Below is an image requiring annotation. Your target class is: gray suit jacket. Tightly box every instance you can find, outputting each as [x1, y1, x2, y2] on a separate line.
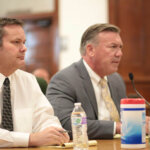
[46, 59, 126, 139]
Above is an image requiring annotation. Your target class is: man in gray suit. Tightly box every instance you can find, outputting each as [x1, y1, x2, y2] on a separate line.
[46, 24, 126, 139]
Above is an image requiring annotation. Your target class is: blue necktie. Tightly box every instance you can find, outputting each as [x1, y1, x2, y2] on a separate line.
[2, 78, 13, 131]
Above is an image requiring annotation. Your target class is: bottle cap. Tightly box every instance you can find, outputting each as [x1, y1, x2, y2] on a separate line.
[74, 102, 81, 106]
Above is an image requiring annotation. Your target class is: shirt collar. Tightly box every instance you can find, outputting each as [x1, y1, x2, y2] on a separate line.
[0, 73, 6, 88]
[83, 60, 107, 84]
[0, 73, 13, 88]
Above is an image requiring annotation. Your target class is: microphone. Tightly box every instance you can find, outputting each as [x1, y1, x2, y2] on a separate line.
[128, 72, 150, 107]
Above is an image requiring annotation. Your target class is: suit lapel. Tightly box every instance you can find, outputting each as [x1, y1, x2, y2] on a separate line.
[76, 59, 98, 118]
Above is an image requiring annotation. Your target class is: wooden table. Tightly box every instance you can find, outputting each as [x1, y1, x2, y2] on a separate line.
[0, 139, 149, 150]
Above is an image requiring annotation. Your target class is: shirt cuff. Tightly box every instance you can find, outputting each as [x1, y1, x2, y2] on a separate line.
[113, 122, 116, 135]
[12, 132, 30, 147]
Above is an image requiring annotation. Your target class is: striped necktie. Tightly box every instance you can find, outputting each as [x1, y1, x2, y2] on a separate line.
[2, 78, 13, 131]
[100, 78, 120, 122]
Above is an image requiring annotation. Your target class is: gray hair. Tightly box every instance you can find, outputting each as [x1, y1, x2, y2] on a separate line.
[0, 18, 23, 46]
[80, 23, 120, 56]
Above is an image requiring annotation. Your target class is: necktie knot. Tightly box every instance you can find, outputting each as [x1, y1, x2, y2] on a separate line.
[3, 78, 10, 86]
[100, 78, 107, 88]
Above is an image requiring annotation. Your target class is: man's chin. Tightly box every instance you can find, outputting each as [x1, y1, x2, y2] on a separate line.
[18, 62, 26, 69]
[109, 68, 118, 75]
[19, 64, 25, 69]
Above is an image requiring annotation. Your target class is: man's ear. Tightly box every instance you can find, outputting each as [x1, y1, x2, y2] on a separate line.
[86, 44, 95, 57]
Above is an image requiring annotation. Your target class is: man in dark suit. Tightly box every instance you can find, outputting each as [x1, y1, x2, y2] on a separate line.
[46, 23, 126, 139]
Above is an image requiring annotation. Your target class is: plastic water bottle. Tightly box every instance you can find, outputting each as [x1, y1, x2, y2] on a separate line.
[71, 103, 89, 150]
[121, 98, 146, 149]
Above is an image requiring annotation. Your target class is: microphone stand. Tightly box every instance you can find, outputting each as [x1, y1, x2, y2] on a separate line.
[129, 73, 150, 107]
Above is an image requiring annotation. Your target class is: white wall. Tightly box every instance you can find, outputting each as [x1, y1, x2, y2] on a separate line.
[0, 0, 54, 16]
[58, 0, 108, 70]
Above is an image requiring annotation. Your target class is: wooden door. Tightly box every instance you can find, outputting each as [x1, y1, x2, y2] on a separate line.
[8, 0, 59, 76]
[109, 0, 150, 102]
[23, 18, 58, 76]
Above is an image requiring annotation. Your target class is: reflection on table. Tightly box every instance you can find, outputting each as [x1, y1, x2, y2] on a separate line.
[0, 139, 149, 150]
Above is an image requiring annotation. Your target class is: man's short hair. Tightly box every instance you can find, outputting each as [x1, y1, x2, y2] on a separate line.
[0, 18, 23, 46]
[80, 23, 120, 56]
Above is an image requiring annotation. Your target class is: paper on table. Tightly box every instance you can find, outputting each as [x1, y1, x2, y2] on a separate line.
[114, 134, 121, 138]
[47, 140, 97, 149]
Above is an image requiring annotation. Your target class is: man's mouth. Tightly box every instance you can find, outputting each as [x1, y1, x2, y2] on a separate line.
[18, 56, 25, 60]
[112, 60, 119, 63]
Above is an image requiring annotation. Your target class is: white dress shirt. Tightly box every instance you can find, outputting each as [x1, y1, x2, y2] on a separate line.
[83, 60, 116, 134]
[0, 69, 61, 147]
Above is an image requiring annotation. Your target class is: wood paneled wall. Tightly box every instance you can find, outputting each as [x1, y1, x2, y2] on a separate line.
[109, 0, 150, 102]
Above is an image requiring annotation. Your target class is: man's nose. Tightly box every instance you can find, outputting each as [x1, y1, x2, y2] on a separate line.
[116, 49, 123, 57]
[20, 44, 27, 52]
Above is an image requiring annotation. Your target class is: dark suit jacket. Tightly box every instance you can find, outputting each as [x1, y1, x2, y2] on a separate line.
[46, 59, 126, 139]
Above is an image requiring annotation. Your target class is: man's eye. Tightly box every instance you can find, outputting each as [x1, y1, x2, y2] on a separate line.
[111, 45, 117, 48]
[12, 40, 20, 44]
[15, 41, 20, 44]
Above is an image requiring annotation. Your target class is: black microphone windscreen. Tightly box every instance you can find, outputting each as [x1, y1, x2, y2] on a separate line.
[129, 73, 134, 81]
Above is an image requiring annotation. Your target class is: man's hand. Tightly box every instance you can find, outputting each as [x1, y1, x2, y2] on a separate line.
[116, 122, 121, 134]
[146, 116, 150, 134]
[29, 126, 70, 147]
